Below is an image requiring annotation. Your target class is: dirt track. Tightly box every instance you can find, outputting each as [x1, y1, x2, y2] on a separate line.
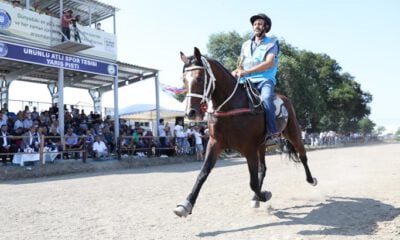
[0, 143, 399, 240]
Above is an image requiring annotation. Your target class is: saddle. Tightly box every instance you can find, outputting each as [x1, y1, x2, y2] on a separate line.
[243, 81, 289, 132]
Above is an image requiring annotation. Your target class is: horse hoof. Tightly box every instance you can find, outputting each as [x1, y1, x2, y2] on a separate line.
[261, 191, 272, 202]
[173, 206, 189, 217]
[250, 200, 260, 208]
[310, 177, 318, 186]
[173, 200, 192, 218]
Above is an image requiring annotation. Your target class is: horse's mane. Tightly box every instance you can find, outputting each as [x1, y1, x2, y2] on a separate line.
[185, 55, 236, 82]
[207, 58, 237, 83]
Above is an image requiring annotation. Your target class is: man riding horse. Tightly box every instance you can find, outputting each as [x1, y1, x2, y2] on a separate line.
[232, 13, 280, 146]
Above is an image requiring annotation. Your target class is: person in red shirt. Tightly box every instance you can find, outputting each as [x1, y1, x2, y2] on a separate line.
[61, 10, 73, 42]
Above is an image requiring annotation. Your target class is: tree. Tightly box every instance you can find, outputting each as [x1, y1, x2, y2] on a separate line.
[357, 117, 376, 134]
[374, 126, 386, 135]
[207, 31, 251, 71]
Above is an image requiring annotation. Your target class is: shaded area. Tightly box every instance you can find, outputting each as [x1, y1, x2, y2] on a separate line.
[197, 197, 400, 237]
[2, 157, 245, 185]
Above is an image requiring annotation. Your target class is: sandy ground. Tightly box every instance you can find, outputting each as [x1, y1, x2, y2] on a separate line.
[0, 143, 399, 240]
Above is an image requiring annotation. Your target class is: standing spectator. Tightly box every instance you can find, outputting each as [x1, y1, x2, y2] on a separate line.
[72, 15, 82, 43]
[61, 10, 73, 42]
[11, 0, 21, 8]
[174, 120, 185, 154]
[193, 126, 204, 161]
[92, 135, 108, 160]
[30, 0, 40, 13]
[31, 106, 39, 120]
[158, 118, 166, 147]
[0, 125, 16, 165]
[95, 22, 103, 31]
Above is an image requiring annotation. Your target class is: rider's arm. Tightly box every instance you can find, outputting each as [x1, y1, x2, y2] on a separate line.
[237, 43, 278, 77]
[241, 53, 275, 75]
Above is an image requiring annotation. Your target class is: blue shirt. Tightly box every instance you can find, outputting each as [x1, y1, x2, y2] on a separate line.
[240, 36, 280, 85]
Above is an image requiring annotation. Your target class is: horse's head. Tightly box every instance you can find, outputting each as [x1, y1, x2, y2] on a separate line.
[180, 47, 210, 120]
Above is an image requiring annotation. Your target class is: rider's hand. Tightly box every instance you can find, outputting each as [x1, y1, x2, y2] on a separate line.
[236, 69, 248, 77]
[231, 69, 238, 77]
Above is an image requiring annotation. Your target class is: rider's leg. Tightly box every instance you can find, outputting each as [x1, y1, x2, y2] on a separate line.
[257, 80, 278, 137]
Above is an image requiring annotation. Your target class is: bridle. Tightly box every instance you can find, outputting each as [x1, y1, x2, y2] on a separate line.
[184, 56, 240, 113]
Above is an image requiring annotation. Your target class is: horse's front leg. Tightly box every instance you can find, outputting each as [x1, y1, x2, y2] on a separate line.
[245, 148, 272, 205]
[174, 138, 221, 217]
[251, 144, 268, 208]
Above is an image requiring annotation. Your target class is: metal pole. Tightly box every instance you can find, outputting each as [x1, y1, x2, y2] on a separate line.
[113, 12, 116, 35]
[113, 76, 119, 146]
[58, 69, 64, 140]
[26, 0, 30, 9]
[60, 0, 63, 18]
[155, 73, 160, 136]
[89, 6, 92, 26]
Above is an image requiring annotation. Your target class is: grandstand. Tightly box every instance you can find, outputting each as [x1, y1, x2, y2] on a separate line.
[0, 0, 160, 143]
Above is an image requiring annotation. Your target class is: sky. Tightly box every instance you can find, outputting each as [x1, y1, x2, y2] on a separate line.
[9, 0, 400, 132]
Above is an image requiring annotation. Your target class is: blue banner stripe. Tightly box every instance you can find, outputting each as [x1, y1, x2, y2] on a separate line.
[0, 41, 118, 77]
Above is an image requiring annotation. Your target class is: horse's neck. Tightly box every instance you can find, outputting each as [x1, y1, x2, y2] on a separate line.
[210, 63, 248, 111]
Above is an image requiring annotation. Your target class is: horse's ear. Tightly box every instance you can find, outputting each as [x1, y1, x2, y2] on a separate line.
[180, 52, 189, 64]
[194, 47, 202, 61]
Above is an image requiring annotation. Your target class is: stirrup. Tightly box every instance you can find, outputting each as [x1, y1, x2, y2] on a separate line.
[264, 134, 280, 146]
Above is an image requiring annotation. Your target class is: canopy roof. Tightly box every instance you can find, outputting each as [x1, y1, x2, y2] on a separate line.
[117, 79, 186, 120]
[0, 59, 158, 92]
[35, 0, 118, 25]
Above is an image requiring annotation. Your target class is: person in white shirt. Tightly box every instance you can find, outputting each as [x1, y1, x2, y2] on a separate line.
[92, 135, 108, 160]
[191, 126, 204, 161]
[174, 121, 185, 154]
[158, 118, 166, 147]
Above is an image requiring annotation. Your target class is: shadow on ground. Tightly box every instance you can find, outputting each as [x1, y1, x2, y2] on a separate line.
[197, 196, 400, 237]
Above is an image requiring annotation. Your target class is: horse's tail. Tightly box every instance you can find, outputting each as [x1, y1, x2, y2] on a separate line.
[280, 139, 301, 163]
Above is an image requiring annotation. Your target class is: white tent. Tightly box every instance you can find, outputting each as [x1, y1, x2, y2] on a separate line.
[117, 79, 186, 120]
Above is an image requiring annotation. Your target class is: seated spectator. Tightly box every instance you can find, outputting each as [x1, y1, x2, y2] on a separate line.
[46, 127, 61, 151]
[103, 127, 114, 152]
[0, 125, 17, 166]
[21, 126, 38, 151]
[23, 112, 33, 130]
[84, 129, 95, 157]
[93, 135, 108, 160]
[120, 132, 134, 156]
[13, 112, 24, 130]
[64, 127, 82, 159]
[0, 111, 6, 127]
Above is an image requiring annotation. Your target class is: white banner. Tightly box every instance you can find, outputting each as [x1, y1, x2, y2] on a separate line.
[0, 2, 117, 60]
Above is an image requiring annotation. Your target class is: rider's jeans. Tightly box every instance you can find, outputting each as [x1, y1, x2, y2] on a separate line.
[254, 79, 278, 136]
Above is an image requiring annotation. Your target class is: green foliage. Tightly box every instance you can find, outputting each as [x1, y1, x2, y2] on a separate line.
[206, 32, 373, 133]
[396, 127, 400, 136]
[374, 126, 386, 135]
[207, 31, 251, 71]
[357, 117, 376, 134]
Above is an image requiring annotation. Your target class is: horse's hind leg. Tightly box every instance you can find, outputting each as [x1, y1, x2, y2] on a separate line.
[246, 148, 271, 204]
[251, 145, 268, 208]
[173, 138, 222, 217]
[284, 129, 317, 186]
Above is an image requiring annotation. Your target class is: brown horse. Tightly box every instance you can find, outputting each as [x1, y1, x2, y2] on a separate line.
[173, 47, 317, 217]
